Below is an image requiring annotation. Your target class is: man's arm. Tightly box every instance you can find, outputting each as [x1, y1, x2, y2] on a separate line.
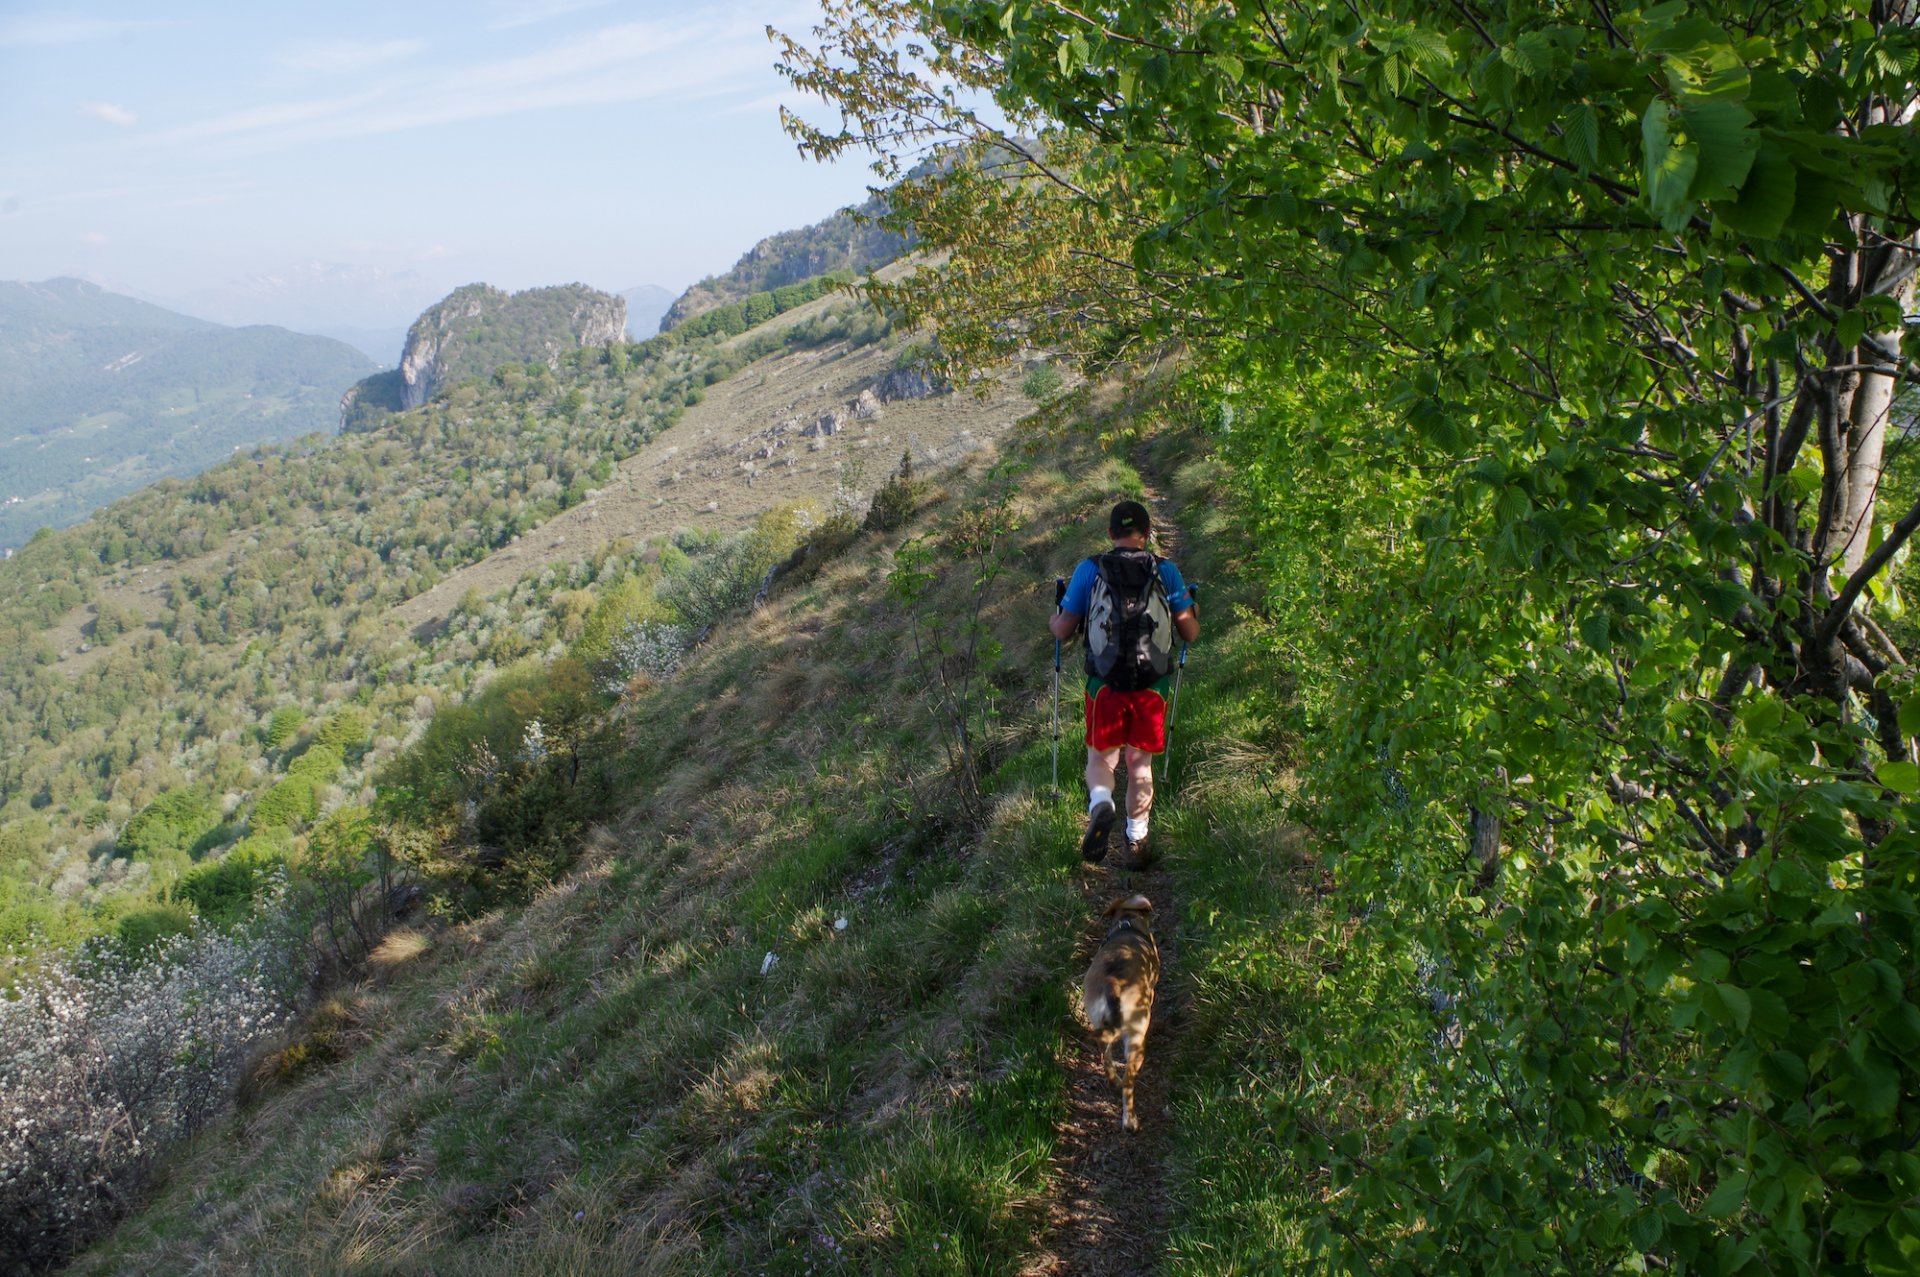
[1164, 561, 1200, 643]
[1052, 560, 1095, 641]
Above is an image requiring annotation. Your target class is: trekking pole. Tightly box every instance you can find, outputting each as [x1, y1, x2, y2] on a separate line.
[1050, 577, 1065, 799]
[1160, 584, 1197, 786]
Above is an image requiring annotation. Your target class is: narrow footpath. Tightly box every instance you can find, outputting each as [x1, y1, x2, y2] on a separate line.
[1027, 479, 1193, 1276]
[1026, 850, 1184, 1277]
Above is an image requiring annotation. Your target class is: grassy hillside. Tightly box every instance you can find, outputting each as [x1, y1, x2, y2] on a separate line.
[0, 282, 1027, 963]
[56, 396, 1328, 1275]
[0, 280, 377, 547]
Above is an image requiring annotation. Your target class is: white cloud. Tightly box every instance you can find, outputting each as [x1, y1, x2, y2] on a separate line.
[278, 39, 426, 77]
[0, 15, 162, 47]
[79, 101, 137, 127]
[82, 231, 108, 246]
[158, 15, 799, 154]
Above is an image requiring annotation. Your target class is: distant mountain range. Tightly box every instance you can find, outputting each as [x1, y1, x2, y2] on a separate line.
[621, 285, 674, 339]
[0, 279, 377, 549]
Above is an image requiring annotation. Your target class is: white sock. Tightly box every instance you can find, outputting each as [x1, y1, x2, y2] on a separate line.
[1126, 817, 1149, 841]
[1089, 786, 1113, 812]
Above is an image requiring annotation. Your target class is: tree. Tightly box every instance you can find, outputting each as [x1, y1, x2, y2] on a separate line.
[780, 2, 1920, 1271]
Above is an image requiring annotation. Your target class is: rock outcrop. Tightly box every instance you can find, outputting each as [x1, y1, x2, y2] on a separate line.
[874, 364, 947, 402]
[396, 283, 626, 410]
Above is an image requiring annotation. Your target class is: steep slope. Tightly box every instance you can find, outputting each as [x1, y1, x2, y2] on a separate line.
[58, 402, 1302, 1277]
[340, 283, 627, 428]
[661, 193, 909, 333]
[0, 282, 1024, 958]
[0, 280, 377, 548]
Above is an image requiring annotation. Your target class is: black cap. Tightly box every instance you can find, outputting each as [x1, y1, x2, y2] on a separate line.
[1109, 500, 1151, 537]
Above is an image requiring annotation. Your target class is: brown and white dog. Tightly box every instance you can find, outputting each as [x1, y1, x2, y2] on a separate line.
[1082, 893, 1160, 1131]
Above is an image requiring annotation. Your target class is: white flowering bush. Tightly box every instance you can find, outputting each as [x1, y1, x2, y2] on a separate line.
[599, 620, 692, 694]
[0, 922, 300, 1270]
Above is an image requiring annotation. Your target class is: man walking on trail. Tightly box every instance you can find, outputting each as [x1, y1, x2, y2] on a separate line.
[1052, 499, 1199, 868]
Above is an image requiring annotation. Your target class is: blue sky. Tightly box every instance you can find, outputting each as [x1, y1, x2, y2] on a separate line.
[0, 1, 882, 333]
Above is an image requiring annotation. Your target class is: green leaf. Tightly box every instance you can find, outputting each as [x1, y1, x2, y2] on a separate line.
[1566, 102, 1599, 170]
[1716, 145, 1796, 239]
[1875, 760, 1920, 793]
[1711, 982, 1752, 1031]
[1642, 100, 1698, 223]
[1760, 1050, 1808, 1099]
[1681, 99, 1757, 199]
[1704, 1173, 1748, 1219]
[1579, 612, 1610, 652]
[1898, 698, 1920, 736]
[1836, 309, 1867, 350]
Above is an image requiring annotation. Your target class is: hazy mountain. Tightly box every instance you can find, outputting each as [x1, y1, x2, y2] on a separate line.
[0, 279, 377, 548]
[620, 284, 675, 338]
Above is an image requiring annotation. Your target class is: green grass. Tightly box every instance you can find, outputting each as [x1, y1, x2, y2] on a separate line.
[64, 407, 1355, 1276]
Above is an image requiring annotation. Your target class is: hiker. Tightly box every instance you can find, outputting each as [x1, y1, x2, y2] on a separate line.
[1051, 499, 1198, 868]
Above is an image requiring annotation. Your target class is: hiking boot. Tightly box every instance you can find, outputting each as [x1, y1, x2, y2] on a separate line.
[1123, 833, 1153, 871]
[1080, 800, 1115, 863]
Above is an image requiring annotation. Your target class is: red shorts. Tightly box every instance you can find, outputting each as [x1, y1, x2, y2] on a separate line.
[1085, 684, 1167, 754]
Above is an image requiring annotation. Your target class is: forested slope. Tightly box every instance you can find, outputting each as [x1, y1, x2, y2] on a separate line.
[0, 273, 1015, 962]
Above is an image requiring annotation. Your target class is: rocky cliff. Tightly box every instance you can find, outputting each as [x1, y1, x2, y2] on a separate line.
[396, 283, 626, 409]
[660, 195, 909, 333]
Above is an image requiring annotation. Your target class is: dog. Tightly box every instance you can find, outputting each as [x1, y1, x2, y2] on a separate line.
[1082, 893, 1160, 1131]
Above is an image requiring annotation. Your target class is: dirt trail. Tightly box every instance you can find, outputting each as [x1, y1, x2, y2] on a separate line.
[1027, 485, 1192, 1277]
[1026, 854, 1183, 1277]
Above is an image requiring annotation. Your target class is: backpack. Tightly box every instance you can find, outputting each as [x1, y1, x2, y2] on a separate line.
[1084, 549, 1174, 690]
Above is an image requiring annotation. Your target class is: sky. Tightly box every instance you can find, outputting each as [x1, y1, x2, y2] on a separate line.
[0, 0, 883, 338]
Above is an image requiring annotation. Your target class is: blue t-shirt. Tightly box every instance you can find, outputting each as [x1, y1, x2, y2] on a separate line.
[1060, 553, 1193, 618]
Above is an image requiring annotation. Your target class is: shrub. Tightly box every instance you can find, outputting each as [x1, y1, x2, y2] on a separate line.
[262, 706, 306, 750]
[0, 926, 298, 1270]
[660, 506, 806, 631]
[864, 449, 925, 533]
[286, 743, 344, 784]
[119, 789, 218, 862]
[253, 776, 317, 830]
[1020, 362, 1064, 401]
[176, 849, 283, 928]
[113, 903, 196, 955]
[600, 620, 694, 693]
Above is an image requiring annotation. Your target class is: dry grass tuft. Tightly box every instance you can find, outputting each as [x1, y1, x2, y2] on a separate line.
[368, 927, 430, 976]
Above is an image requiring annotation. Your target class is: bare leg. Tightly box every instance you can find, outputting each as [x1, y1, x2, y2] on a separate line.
[1123, 746, 1154, 829]
[1086, 745, 1120, 798]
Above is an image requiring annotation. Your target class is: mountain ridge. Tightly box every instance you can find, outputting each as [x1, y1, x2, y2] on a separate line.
[0, 280, 377, 548]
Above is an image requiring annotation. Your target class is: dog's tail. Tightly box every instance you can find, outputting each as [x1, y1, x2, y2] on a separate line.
[1087, 990, 1122, 1032]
